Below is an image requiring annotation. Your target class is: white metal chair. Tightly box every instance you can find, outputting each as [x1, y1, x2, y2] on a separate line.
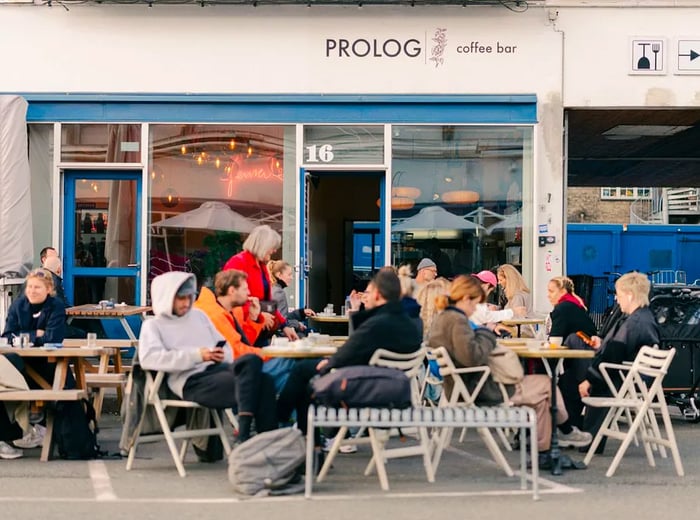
[125, 370, 232, 477]
[430, 346, 514, 477]
[317, 347, 431, 490]
[582, 346, 684, 477]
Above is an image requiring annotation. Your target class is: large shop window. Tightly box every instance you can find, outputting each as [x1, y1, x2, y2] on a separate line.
[148, 124, 296, 288]
[391, 125, 532, 278]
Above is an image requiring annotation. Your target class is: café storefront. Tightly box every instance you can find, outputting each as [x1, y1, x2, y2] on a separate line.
[1, 5, 562, 311]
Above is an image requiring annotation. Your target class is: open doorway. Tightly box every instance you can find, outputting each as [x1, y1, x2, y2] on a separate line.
[304, 172, 383, 312]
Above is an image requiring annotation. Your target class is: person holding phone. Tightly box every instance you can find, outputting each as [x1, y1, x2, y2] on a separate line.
[139, 272, 277, 450]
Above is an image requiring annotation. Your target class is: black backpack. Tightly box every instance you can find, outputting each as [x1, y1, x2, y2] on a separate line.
[54, 399, 101, 460]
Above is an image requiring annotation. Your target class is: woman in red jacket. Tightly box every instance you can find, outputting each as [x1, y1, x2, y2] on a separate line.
[223, 225, 298, 346]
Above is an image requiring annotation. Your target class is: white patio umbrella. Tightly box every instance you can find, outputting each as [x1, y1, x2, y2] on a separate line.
[392, 206, 484, 232]
[486, 210, 522, 235]
[152, 201, 256, 270]
[152, 201, 256, 233]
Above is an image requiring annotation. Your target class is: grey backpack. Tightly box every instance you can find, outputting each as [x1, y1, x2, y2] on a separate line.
[228, 428, 306, 496]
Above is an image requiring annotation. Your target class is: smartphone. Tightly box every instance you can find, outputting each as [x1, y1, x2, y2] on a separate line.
[576, 331, 594, 346]
[215, 340, 226, 348]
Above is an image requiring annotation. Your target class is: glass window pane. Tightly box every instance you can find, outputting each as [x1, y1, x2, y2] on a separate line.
[148, 124, 296, 291]
[303, 125, 384, 165]
[73, 179, 137, 269]
[61, 124, 141, 163]
[73, 276, 136, 306]
[391, 125, 532, 278]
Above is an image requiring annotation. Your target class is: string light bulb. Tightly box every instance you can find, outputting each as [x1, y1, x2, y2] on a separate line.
[229, 138, 236, 150]
[247, 144, 253, 157]
[180, 145, 187, 155]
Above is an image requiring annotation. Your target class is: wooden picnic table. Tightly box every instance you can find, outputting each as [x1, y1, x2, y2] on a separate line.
[0, 345, 108, 460]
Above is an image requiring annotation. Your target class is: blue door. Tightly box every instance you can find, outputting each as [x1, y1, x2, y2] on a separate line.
[63, 170, 142, 306]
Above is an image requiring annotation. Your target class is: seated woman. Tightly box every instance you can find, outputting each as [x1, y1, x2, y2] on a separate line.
[497, 264, 534, 336]
[427, 275, 591, 461]
[578, 272, 660, 447]
[0, 268, 69, 459]
[547, 276, 599, 428]
[268, 260, 316, 335]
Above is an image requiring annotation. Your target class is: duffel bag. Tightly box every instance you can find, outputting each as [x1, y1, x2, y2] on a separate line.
[312, 365, 412, 409]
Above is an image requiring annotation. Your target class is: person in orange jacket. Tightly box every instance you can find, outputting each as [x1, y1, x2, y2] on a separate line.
[195, 269, 295, 392]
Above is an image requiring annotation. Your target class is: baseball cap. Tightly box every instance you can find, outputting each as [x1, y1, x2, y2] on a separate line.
[473, 270, 498, 287]
[416, 258, 437, 272]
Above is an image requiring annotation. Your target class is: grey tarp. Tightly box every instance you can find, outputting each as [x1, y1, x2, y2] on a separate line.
[0, 96, 33, 276]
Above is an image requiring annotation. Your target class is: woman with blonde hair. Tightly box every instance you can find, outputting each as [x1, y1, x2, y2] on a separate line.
[268, 259, 315, 334]
[1, 268, 68, 458]
[497, 264, 533, 316]
[223, 225, 298, 344]
[415, 277, 449, 342]
[578, 272, 660, 449]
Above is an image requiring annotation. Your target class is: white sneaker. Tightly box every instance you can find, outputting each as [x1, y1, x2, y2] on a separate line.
[13, 424, 46, 449]
[339, 444, 358, 454]
[558, 426, 593, 448]
[0, 441, 23, 459]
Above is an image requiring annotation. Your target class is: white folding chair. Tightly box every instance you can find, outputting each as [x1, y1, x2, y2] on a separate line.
[125, 370, 232, 477]
[430, 346, 514, 477]
[317, 347, 431, 491]
[582, 346, 684, 477]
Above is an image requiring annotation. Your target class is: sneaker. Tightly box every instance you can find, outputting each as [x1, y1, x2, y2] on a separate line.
[321, 436, 358, 454]
[0, 441, 23, 460]
[13, 424, 46, 450]
[558, 426, 593, 448]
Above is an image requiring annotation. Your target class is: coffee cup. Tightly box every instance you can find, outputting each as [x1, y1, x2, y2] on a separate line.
[548, 336, 563, 348]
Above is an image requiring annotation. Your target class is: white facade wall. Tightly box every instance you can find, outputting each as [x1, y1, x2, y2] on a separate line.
[2, 4, 567, 309]
[558, 6, 700, 107]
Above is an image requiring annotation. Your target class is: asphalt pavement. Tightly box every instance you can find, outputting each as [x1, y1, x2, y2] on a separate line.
[1, 404, 698, 520]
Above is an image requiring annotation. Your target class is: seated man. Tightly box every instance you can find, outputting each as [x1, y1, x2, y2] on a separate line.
[277, 268, 422, 434]
[139, 271, 276, 444]
[194, 269, 295, 392]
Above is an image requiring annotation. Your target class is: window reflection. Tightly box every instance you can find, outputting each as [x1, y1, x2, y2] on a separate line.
[391, 125, 531, 277]
[148, 124, 295, 289]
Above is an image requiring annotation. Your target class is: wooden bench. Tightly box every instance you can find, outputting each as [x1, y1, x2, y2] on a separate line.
[0, 389, 88, 461]
[305, 405, 540, 500]
[64, 338, 136, 417]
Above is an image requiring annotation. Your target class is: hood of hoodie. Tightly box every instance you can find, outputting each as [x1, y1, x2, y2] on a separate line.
[150, 271, 197, 319]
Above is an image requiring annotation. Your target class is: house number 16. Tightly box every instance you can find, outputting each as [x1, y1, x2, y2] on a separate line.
[306, 144, 335, 163]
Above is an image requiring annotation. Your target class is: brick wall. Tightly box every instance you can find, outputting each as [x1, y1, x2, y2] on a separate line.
[567, 187, 632, 224]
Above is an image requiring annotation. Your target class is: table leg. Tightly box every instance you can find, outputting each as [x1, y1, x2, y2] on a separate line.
[119, 317, 137, 341]
[74, 358, 86, 390]
[547, 358, 563, 476]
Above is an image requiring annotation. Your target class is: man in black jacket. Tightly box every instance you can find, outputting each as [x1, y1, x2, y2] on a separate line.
[318, 269, 421, 374]
[277, 269, 422, 432]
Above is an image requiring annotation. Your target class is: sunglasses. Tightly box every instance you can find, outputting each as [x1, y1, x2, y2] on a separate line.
[29, 269, 50, 278]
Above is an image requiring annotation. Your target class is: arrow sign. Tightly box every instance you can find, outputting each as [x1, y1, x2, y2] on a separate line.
[679, 49, 699, 61]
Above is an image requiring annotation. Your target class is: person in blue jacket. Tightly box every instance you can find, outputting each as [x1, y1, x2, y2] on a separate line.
[0, 268, 68, 458]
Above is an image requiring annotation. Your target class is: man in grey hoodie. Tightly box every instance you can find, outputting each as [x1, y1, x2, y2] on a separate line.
[139, 271, 276, 443]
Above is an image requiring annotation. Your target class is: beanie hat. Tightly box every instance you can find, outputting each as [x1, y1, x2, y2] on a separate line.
[416, 258, 437, 272]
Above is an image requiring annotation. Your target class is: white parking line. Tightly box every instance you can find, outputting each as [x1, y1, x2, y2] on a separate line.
[88, 460, 117, 501]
